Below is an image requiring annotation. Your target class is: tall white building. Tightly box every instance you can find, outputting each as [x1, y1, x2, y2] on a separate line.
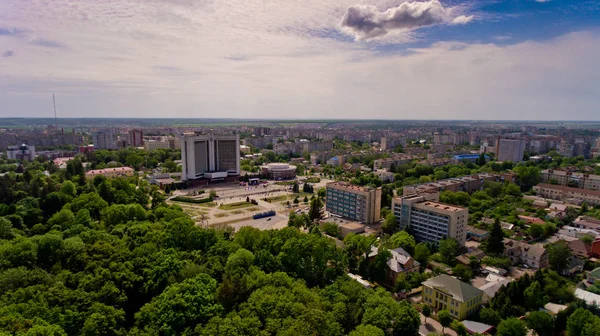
[7, 144, 35, 161]
[92, 130, 117, 150]
[495, 138, 526, 162]
[181, 134, 240, 181]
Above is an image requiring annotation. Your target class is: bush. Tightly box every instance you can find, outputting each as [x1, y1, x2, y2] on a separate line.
[483, 256, 512, 269]
[322, 222, 340, 237]
[171, 196, 213, 204]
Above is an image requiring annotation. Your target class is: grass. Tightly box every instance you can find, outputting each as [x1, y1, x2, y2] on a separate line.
[266, 195, 288, 202]
[219, 201, 254, 211]
[171, 196, 213, 204]
[247, 207, 260, 212]
[231, 210, 245, 215]
[214, 213, 229, 218]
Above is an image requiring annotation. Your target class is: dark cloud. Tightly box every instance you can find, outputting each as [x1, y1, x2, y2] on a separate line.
[2, 49, 15, 57]
[340, 0, 455, 40]
[0, 27, 26, 36]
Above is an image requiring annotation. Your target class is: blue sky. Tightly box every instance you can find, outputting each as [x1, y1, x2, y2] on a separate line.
[1, 0, 599, 120]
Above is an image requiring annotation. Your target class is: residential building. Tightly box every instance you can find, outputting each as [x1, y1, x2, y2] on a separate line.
[92, 130, 117, 149]
[302, 140, 333, 153]
[392, 194, 468, 245]
[369, 247, 420, 287]
[495, 138, 526, 162]
[588, 267, 600, 284]
[6, 144, 35, 161]
[466, 226, 489, 241]
[85, 167, 134, 179]
[145, 140, 171, 151]
[128, 129, 144, 147]
[422, 274, 484, 320]
[403, 172, 516, 196]
[568, 239, 591, 258]
[533, 184, 600, 206]
[503, 238, 549, 269]
[325, 182, 381, 224]
[540, 169, 600, 191]
[572, 216, 600, 231]
[574, 288, 600, 306]
[180, 134, 240, 182]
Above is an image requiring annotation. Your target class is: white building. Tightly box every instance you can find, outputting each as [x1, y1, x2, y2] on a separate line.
[7, 144, 36, 161]
[495, 138, 526, 162]
[181, 134, 240, 181]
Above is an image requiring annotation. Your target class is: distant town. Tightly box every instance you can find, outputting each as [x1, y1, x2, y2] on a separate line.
[2, 118, 600, 336]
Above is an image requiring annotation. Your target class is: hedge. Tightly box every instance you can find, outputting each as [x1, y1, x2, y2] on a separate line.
[171, 196, 213, 204]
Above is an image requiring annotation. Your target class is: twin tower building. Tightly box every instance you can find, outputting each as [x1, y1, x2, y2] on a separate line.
[180, 134, 240, 183]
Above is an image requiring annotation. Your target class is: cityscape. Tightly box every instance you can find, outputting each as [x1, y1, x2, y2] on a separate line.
[2, 0, 600, 335]
[1, 119, 600, 335]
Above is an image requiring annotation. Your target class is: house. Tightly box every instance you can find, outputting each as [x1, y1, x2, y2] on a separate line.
[370, 247, 419, 287]
[422, 274, 484, 320]
[543, 303, 568, 316]
[462, 321, 494, 335]
[567, 239, 592, 258]
[562, 257, 585, 276]
[456, 249, 486, 266]
[587, 267, 600, 284]
[467, 226, 489, 242]
[518, 215, 546, 225]
[85, 167, 134, 179]
[593, 238, 600, 257]
[503, 239, 549, 269]
[479, 277, 512, 301]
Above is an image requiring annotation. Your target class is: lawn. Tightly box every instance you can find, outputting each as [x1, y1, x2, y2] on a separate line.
[219, 201, 254, 211]
[266, 195, 288, 202]
[214, 213, 229, 218]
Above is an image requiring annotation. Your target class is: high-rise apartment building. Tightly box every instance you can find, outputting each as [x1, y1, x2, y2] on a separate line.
[92, 130, 117, 150]
[325, 182, 381, 224]
[392, 194, 468, 245]
[128, 129, 144, 147]
[181, 134, 240, 181]
[6, 144, 35, 161]
[541, 169, 600, 191]
[495, 138, 526, 162]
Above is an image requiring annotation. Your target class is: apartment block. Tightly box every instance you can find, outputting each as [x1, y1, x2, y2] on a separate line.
[541, 169, 600, 191]
[392, 194, 468, 246]
[128, 129, 144, 147]
[92, 130, 117, 150]
[422, 274, 484, 320]
[6, 144, 35, 161]
[325, 182, 381, 224]
[403, 172, 516, 196]
[495, 138, 526, 162]
[533, 183, 600, 206]
[181, 134, 240, 181]
[85, 167, 134, 180]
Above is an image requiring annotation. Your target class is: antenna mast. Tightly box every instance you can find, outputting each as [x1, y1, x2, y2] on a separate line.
[53, 94, 57, 129]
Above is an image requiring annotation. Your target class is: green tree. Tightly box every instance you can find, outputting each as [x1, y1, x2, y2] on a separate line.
[349, 325, 385, 336]
[309, 197, 324, 221]
[414, 243, 431, 267]
[0, 217, 14, 240]
[134, 274, 223, 335]
[438, 310, 452, 334]
[548, 240, 572, 273]
[479, 307, 501, 326]
[60, 180, 77, 198]
[421, 304, 431, 324]
[209, 189, 217, 198]
[497, 318, 527, 336]
[439, 238, 459, 264]
[293, 196, 299, 204]
[581, 316, 600, 336]
[528, 224, 544, 239]
[486, 218, 506, 255]
[524, 281, 544, 309]
[292, 182, 299, 193]
[387, 231, 416, 255]
[323, 222, 340, 237]
[452, 264, 473, 282]
[525, 311, 554, 336]
[567, 308, 595, 336]
[381, 213, 398, 234]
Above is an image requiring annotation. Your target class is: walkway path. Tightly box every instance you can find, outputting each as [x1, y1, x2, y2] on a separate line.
[419, 314, 457, 336]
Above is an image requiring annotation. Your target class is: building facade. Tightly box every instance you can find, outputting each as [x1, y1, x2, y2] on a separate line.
[92, 130, 117, 150]
[422, 274, 484, 320]
[533, 183, 600, 206]
[325, 182, 381, 224]
[128, 129, 144, 147]
[392, 194, 468, 245]
[495, 138, 526, 162]
[145, 140, 171, 151]
[6, 144, 35, 161]
[260, 163, 297, 180]
[85, 167, 134, 179]
[540, 169, 600, 191]
[503, 239, 549, 269]
[181, 134, 240, 181]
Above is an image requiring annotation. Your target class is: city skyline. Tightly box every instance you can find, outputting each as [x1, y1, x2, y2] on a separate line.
[1, 0, 600, 120]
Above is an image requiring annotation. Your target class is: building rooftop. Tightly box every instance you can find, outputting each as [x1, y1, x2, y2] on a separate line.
[85, 167, 134, 175]
[575, 288, 600, 306]
[414, 201, 466, 213]
[326, 181, 378, 193]
[536, 183, 600, 197]
[422, 274, 483, 302]
[462, 320, 494, 335]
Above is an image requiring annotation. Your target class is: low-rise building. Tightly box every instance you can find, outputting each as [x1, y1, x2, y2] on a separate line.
[260, 163, 297, 180]
[541, 169, 600, 191]
[533, 184, 600, 206]
[422, 274, 484, 320]
[467, 226, 489, 241]
[370, 246, 420, 287]
[85, 167, 134, 180]
[503, 238, 549, 269]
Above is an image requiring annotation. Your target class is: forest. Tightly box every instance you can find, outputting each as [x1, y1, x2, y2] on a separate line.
[0, 164, 420, 335]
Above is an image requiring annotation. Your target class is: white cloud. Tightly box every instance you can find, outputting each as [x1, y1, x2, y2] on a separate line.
[451, 15, 474, 25]
[536, 0, 551, 3]
[0, 1, 598, 120]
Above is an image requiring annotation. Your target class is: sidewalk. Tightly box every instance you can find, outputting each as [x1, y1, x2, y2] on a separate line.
[419, 314, 457, 336]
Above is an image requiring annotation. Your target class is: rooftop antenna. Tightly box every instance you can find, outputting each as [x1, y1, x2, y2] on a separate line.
[53, 94, 57, 129]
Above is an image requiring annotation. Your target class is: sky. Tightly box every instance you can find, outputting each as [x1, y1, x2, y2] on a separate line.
[1, 0, 600, 120]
